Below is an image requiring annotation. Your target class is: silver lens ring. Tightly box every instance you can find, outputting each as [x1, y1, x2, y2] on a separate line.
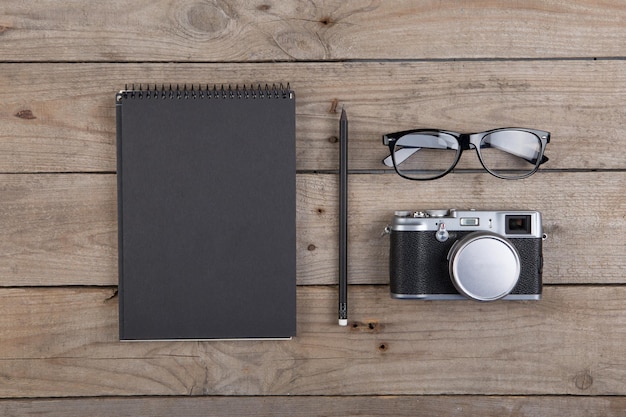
[448, 232, 520, 301]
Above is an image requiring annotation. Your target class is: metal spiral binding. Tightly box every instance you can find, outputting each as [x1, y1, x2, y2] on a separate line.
[116, 83, 293, 101]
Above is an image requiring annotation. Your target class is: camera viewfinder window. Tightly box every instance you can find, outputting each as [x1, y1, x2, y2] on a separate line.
[505, 215, 532, 234]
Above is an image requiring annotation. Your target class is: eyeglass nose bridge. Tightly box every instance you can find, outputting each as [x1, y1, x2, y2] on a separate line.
[448, 133, 497, 174]
[463, 133, 498, 150]
[458, 134, 474, 150]
[444, 134, 474, 170]
[454, 134, 477, 160]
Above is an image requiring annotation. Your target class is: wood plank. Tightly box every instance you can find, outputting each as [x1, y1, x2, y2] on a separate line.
[0, 174, 117, 286]
[0, 286, 625, 397]
[1, 395, 625, 417]
[299, 171, 626, 286]
[0, 172, 623, 287]
[0, 61, 624, 172]
[0, 1, 625, 61]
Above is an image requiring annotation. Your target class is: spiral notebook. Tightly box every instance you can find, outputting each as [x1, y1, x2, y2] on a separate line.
[116, 84, 296, 340]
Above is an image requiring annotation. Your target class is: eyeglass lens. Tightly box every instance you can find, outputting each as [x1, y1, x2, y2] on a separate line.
[393, 132, 459, 180]
[477, 131, 542, 178]
[393, 130, 542, 180]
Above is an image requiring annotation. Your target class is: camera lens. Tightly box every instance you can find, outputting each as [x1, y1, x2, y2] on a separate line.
[448, 232, 520, 301]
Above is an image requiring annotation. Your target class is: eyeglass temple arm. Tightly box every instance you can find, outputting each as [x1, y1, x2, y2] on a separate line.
[382, 147, 416, 167]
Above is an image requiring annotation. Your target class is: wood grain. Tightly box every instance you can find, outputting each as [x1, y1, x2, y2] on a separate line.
[1, 396, 625, 417]
[1, 1, 625, 61]
[0, 174, 117, 285]
[1, 0, 625, 412]
[0, 61, 624, 172]
[0, 286, 624, 397]
[0, 172, 623, 287]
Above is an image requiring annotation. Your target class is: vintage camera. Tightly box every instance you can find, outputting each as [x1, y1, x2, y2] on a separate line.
[387, 209, 544, 301]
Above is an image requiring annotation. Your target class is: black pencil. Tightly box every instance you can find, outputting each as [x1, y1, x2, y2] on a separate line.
[338, 107, 348, 326]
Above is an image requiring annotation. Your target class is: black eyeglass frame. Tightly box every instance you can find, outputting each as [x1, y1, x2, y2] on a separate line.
[382, 127, 550, 181]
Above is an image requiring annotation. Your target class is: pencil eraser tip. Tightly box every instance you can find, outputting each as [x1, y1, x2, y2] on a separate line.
[338, 319, 348, 326]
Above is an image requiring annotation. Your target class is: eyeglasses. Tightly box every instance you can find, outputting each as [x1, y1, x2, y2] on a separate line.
[382, 128, 550, 180]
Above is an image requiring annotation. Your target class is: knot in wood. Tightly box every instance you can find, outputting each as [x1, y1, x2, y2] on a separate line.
[574, 371, 593, 390]
[319, 17, 334, 26]
[349, 320, 382, 333]
[176, 1, 233, 40]
[15, 109, 36, 120]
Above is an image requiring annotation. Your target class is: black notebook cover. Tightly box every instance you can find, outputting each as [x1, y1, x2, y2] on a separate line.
[116, 85, 296, 340]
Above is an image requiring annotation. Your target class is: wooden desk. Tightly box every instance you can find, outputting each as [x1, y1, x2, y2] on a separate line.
[0, 1, 625, 415]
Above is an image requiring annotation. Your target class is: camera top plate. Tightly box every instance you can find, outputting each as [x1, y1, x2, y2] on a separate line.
[390, 209, 543, 239]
